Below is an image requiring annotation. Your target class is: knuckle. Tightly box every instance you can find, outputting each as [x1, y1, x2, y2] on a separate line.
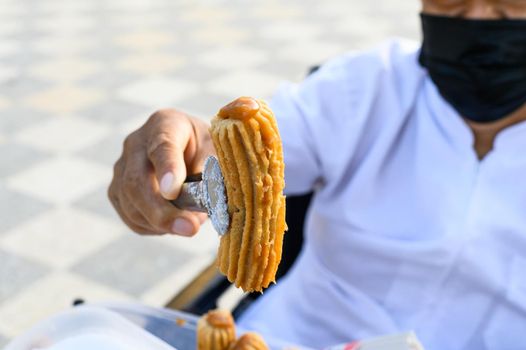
[112, 157, 123, 176]
[112, 161, 118, 175]
[149, 108, 181, 120]
[121, 166, 144, 196]
[122, 172, 142, 194]
[148, 110, 164, 122]
[147, 109, 171, 125]
[107, 183, 124, 212]
[122, 129, 143, 151]
[123, 133, 134, 151]
[107, 183, 116, 203]
[147, 132, 178, 161]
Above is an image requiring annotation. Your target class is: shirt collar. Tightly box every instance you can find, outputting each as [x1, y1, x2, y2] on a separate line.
[424, 76, 526, 158]
[493, 117, 526, 153]
[423, 76, 474, 152]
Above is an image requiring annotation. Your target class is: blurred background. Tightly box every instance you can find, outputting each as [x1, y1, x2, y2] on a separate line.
[0, 0, 419, 345]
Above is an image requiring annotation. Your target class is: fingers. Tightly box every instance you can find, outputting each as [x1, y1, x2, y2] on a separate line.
[109, 173, 158, 235]
[123, 163, 202, 236]
[118, 196, 158, 235]
[146, 111, 194, 200]
[109, 109, 212, 237]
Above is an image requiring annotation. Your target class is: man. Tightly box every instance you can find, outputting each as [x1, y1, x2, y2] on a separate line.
[108, 1, 526, 349]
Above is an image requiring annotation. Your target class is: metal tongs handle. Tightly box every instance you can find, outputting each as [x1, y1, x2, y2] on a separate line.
[170, 174, 207, 213]
[169, 156, 229, 235]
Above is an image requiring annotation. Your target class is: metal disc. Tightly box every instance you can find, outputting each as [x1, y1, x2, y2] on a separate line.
[202, 156, 229, 235]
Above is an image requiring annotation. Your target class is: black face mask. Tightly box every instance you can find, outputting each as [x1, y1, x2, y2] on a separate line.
[419, 13, 526, 123]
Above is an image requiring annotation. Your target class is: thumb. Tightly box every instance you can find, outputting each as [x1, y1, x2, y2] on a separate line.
[147, 133, 188, 200]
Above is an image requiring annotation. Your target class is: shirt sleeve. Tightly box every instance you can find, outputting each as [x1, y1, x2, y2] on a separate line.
[269, 58, 354, 196]
[270, 39, 419, 197]
[270, 81, 320, 195]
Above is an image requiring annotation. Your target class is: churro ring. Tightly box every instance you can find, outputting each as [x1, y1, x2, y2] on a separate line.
[228, 332, 269, 350]
[197, 309, 236, 350]
[210, 97, 287, 292]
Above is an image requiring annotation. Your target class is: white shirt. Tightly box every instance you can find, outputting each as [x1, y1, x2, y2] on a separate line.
[238, 39, 526, 350]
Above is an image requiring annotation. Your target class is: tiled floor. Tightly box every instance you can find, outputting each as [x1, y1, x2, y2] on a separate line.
[0, 0, 419, 345]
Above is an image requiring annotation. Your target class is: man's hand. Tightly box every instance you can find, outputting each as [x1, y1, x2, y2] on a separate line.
[108, 109, 214, 236]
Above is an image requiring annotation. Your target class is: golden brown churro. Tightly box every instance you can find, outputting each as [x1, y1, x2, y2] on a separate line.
[197, 309, 236, 350]
[228, 332, 269, 350]
[210, 96, 287, 293]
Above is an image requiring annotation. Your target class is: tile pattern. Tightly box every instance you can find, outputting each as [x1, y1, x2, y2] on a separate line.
[0, 0, 419, 342]
[0, 249, 49, 304]
[72, 234, 194, 297]
[0, 142, 50, 179]
[0, 186, 51, 234]
[1, 208, 125, 269]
